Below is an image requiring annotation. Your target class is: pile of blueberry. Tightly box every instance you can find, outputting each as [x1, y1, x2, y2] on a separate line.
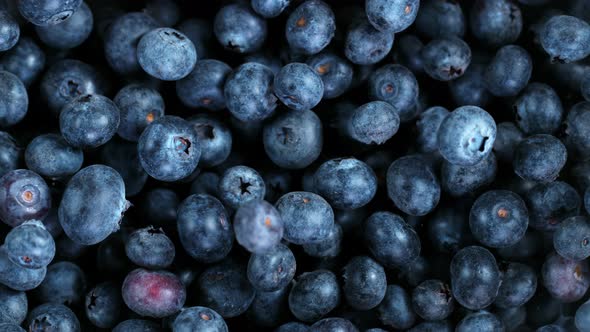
[4, 0, 590, 331]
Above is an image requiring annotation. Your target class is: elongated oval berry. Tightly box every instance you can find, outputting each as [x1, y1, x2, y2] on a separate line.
[58, 165, 129, 245]
[122, 268, 186, 318]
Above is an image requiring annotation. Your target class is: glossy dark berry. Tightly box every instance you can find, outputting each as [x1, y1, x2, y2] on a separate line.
[4, 220, 54, 269]
[114, 84, 165, 142]
[172, 306, 228, 332]
[17, 0, 82, 26]
[285, 0, 335, 55]
[541, 15, 590, 63]
[214, 4, 267, 54]
[484, 45, 532, 97]
[422, 37, 471, 81]
[513, 134, 567, 183]
[541, 252, 590, 303]
[288, 270, 340, 322]
[177, 194, 233, 263]
[364, 211, 421, 268]
[365, 0, 419, 33]
[137, 28, 197, 81]
[176, 59, 231, 111]
[412, 279, 454, 321]
[553, 216, 590, 261]
[387, 155, 441, 216]
[125, 226, 175, 269]
[450, 246, 501, 310]
[342, 256, 387, 310]
[0, 70, 27, 128]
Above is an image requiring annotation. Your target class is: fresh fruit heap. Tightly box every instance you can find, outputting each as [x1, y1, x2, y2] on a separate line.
[2, 0, 590, 331]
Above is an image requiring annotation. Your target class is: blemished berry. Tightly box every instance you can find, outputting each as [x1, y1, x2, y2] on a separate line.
[121, 268, 186, 318]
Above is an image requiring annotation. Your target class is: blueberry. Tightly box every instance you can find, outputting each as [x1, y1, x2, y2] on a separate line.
[365, 0, 419, 33]
[58, 165, 128, 245]
[112, 319, 163, 332]
[306, 52, 353, 99]
[449, 63, 492, 108]
[575, 300, 590, 332]
[342, 256, 387, 310]
[288, 270, 340, 322]
[125, 226, 175, 269]
[513, 134, 567, 182]
[564, 102, 590, 160]
[346, 101, 400, 145]
[438, 105, 496, 166]
[376, 285, 416, 330]
[144, 0, 179, 27]
[285, 0, 335, 55]
[234, 200, 283, 253]
[0, 247, 46, 291]
[469, 190, 528, 248]
[85, 282, 122, 329]
[4, 220, 54, 269]
[412, 279, 454, 321]
[114, 84, 165, 142]
[103, 12, 158, 75]
[450, 246, 501, 310]
[218, 165, 265, 210]
[177, 194, 232, 263]
[442, 152, 497, 197]
[364, 211, 421, 268]
[493, 122, 524, 162]
[252, 0, 290, 18]
[60, 94, 120, 149]
[274, 63, 324, 111]
[0, 132, 21, 178]
[122, 268, 186, 318]
[176, 59, 231, 110]
[513, 83, 563, 135]
[421, 37, 471, 81]
[485, 45, 532, 97]
[0, 11, 19, 51]
[177, 18, 212, 60]
[187, 114, 232, 168]
[0, 169, 51, 227]
[17, 0, 82, 26]
[195, 260, 255, 318]
[525, 181, 580, 232]
[415, 0, 465, 39]
[0, 284, 27, 325]
[542, 251, 590, 303]
[214, 4, 266, 53]
[541, 15, 590, 63]
[314, 158, 377, 210]
[310, 317, 358, 332]
[416, 106, 450, 153]
[368, 64, 418, 122]
[495, 261, 537, 308]
[386, 155, 440, 216]
[224, 62, 277, 122]
[0, 70, 27, 128]
[470, 0, 522, 47]
[138, 115, 201, 182]
[553, 216, 590, 261]
[247, 286, 290, 327]
[302, 223, 342, 258]
[137, 28, 197, 81]
[35, 1, 92, 49]
[26, 303, 80, 332]
[173, 306, 228, 332]
[247, 243, 296, 292]
[35, 261, 86, 306]
[101, 139, 148, 196]
[0, 37, 45, 86]
[40, 59, 107, 116]
[25, 134, 83, 180]
[275, 191, 334, 244]
[345, 18, 394, 65]
[456, 310, 504, 332]
[263, 109, 323, 169]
